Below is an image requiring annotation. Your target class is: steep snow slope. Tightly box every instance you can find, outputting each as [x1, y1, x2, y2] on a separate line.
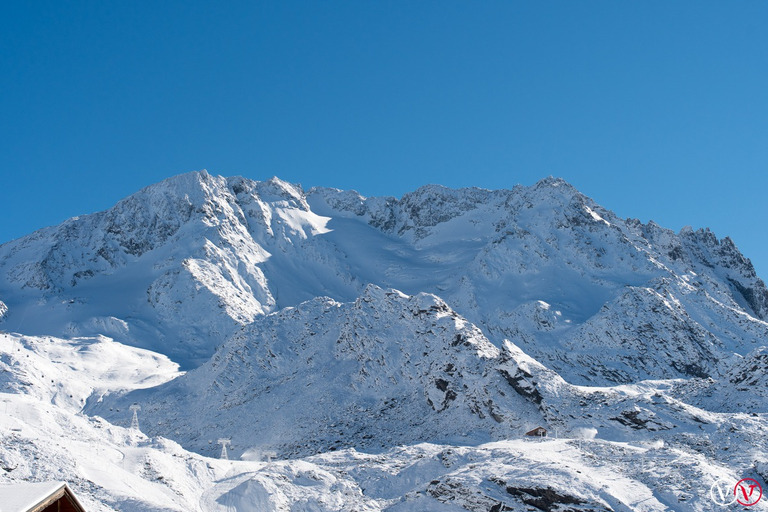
[1, 171, 765, 384]
[0, 173, 313, 367]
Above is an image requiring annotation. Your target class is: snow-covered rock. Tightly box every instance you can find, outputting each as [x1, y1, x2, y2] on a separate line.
[92, 286, 544, 459]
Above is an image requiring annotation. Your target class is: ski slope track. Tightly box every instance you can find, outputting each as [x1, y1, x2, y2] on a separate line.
[1, 170, 767, 511]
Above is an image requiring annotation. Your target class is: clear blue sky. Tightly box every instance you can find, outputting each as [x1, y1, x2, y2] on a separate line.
[1, 2, 766, 278]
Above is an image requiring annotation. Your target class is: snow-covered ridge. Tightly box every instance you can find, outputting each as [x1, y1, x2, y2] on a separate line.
[91, 286, 544, 459]
[1, 170, 766, 380]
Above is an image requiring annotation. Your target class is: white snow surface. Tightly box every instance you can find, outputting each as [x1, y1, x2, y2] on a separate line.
[1, 171, 768, 511]
[0, 480, 69, 512]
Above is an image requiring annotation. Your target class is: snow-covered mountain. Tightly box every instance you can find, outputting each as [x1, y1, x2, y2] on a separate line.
[2, 170, 768, 511]
[1, 171, 765, 380]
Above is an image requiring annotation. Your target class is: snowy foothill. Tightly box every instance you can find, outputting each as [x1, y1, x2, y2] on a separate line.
[0, 325, 745, 512]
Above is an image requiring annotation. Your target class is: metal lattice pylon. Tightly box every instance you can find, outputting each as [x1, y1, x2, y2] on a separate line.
[218, 438, 231, 460]
[129, 404, 141, 431]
